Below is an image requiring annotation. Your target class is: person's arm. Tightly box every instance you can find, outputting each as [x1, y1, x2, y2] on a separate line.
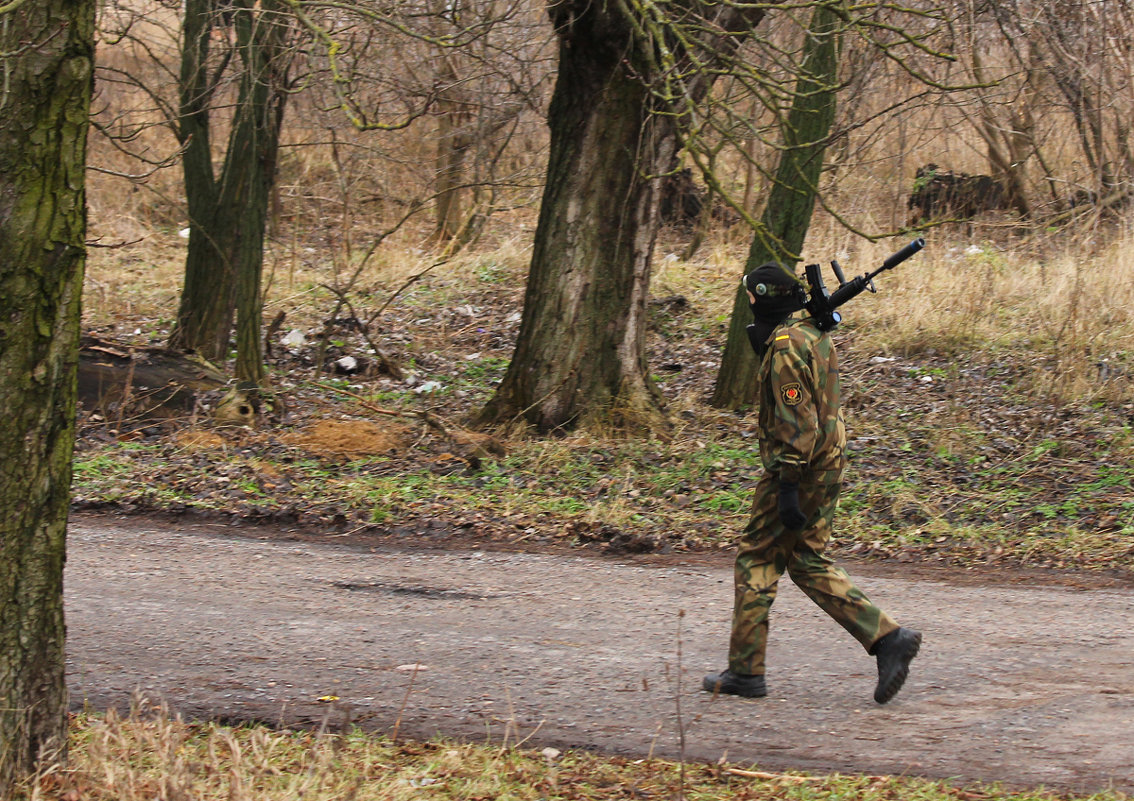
[765, 329, 818, 529]
[765, 328, 819, 483]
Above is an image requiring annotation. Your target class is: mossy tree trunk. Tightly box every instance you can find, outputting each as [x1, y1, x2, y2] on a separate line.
[476, 10, 669, 433]
[476, 0, 772, 433]
[0, 0, 94, 791]
[711, 4, 842, 410]
[169, 0, 293, 387]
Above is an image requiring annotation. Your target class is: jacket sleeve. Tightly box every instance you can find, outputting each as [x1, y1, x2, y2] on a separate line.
[765, 330, 818, 482]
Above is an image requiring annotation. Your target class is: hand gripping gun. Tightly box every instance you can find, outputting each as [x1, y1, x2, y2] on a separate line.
[804, 238, 926, 331]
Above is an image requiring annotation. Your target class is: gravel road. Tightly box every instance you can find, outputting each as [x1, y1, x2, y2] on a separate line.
[65, 514, 1134, 793]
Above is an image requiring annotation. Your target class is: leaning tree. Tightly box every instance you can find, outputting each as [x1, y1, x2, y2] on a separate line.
[702, 1, 960, 407]
[0, 0, 95, 792]
[710, 3, 843, 409]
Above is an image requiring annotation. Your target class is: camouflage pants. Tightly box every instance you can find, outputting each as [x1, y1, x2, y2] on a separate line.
[728, 471, 898, 676]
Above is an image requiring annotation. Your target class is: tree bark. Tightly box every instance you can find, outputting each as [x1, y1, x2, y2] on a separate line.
[230, 0, 291, 387]
[477, 0, 771, 433]
[0, 0, 94, 791]
[169, 0, 234, 362]
[711, 5, 841, 410]
[432, 54, 472, 244]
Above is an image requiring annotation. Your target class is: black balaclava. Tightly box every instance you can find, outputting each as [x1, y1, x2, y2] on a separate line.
[744, 262, 806, 357]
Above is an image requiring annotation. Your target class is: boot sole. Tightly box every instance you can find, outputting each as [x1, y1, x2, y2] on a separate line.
[874, 631, 922, 704]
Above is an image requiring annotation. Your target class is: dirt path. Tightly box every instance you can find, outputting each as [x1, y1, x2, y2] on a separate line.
[65, 514, 1134, 793]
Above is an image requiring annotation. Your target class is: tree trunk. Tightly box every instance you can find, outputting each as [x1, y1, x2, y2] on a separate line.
[170, 0, 291, 388]
[432, 54, 472, 244]
[230, 0, 291, 387]
[475, 10, 671, 433]
[711, 5, 841, 410]
[0, 0, 94, 791]
[477, 0, 771, 433]
[169, 0, 235, 362]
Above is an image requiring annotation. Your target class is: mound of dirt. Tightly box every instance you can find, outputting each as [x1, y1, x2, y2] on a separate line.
[173, 429, 230, 452]
[279, 419, 410, 458]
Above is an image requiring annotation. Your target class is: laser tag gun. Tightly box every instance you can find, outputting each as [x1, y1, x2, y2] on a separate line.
[804, 237, 926, 331]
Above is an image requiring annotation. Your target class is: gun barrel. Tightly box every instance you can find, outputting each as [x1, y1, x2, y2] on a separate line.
[828, 275, 871, 309]
[881, 237, 925, 271]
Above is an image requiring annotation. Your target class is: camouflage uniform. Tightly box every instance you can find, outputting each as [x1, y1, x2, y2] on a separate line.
[728, 315, 899, 677]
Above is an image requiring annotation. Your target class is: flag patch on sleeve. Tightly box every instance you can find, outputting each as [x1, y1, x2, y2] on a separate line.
[780, 382, 803, 406]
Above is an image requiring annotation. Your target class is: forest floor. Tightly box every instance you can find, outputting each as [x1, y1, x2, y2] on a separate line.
[73, 246, 1134, 577]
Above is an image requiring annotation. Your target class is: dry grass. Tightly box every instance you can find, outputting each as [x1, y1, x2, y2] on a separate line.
[19, 702, 1129, 801]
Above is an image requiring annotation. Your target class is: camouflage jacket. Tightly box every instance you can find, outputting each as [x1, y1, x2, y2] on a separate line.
[757, 315, 847, 483]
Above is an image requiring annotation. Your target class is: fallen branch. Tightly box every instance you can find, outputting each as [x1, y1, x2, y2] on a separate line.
[724, 768, 823, 783]
[1045, 188, 1132, 226]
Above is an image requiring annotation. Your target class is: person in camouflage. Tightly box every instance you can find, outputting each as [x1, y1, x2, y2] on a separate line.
[703, 262, 922, 704]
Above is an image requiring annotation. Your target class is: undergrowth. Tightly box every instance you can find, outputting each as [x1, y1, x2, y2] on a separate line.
[73, 209, 1134, 573]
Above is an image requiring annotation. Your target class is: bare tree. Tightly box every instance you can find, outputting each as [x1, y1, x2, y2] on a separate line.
[169, 0, 299, 386]
[711, 4, 843, 409]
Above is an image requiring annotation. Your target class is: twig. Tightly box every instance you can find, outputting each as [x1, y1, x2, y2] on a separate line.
[725, 767, 824, 782]
[114, 349, 137, 434]
[675, 608, 687, 800]
[318, 284, 404, 379]
[391, 663, 419, 744]
[369, 257, 450, 321]
[264, 310, 286, 360]
[508, 370, 577, 427]
[86, 236, 145, 249]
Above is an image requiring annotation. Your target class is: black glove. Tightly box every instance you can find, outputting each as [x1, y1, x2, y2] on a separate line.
[778, 480, 807, 530]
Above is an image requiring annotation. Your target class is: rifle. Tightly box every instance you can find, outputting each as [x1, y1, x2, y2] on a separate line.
[804, 238, 925, 331]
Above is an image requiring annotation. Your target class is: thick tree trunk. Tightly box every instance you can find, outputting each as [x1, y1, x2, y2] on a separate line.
[475, 12, 671, 432]
[0, 0, 94, 791]
[477, 0, 772, 433]
[711, 6, 841, 410]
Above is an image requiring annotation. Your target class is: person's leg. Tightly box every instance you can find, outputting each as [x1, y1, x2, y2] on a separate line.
[727, 474, 794, 676]
[785, 479, 921, 702]
[785, 481, 898, 651]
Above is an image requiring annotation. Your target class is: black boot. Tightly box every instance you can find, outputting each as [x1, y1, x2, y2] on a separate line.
[702, 669, 767, 698]
[871, 627, 922, 704]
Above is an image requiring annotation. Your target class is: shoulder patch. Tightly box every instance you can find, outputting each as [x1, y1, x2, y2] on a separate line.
[780, 382, 804, 406]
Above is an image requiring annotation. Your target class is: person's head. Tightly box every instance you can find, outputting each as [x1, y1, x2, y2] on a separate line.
[743, 263, 805, 326]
